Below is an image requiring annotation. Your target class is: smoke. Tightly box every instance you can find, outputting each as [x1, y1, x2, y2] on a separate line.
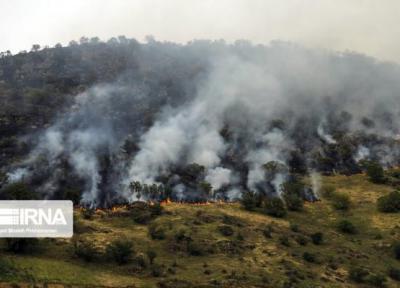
[205, 167, 232, 191]
[5, 40, 400, 205]
[310, 171, 321, 198]
[317, 121, 336, 144]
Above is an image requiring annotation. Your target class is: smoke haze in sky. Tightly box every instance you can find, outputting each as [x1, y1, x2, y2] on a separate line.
[1, 0, 400, 62]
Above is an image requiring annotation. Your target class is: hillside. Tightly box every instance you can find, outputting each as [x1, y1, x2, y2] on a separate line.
[0, 173, 399, 288]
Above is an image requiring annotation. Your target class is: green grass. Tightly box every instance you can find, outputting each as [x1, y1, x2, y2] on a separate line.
[0, 173, 400, 287]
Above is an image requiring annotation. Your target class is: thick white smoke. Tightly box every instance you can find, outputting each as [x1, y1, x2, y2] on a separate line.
[6, 40, 400, 205]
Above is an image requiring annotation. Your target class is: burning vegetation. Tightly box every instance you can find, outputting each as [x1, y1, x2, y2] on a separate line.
[1, 38, 400, 209]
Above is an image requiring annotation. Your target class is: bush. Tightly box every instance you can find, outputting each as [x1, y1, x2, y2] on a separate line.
[264, 197, 287, 218]
[151, 264, 164, 277]
[262, 225, 273, 238]
[377, 191, 400, 213]
[150, 202, 164, 216]
[388, 267, 400, 281]
[174, 228, 191, 242]
[131, 202, 158, 224]
[73, 239, 98, 262]
[337, 219, 357, 234]
[106, 238, 134, 265]
[295, 235, 308, 246]
[394, 241, 400, 260]
[331, 192, 351, 210]
[310, 232, 324, 245]
[290, 223, 300, 232]
[365, 274, 387, 287]
[302, 252, 316, 263]
[148, 223, 166, 240]
[279, 235, 290, 247]
[0, 258, 17, 277]
[284, 193, 303, 211]
[349, 267, 369, 283]
[218, 225, 234, 237]
[187, 241, 206, 256]
[82, 208, 95, 220]
[4, 238, 39, 254]
[320, 184, 336, 199]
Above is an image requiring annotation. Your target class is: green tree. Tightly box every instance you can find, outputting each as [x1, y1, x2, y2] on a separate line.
[1, 182, 37, 200]
[365, 161, 386, 184]
[146, 249, 157, 265]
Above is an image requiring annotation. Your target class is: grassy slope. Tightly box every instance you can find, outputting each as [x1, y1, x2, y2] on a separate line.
[0, 173, 399, 288]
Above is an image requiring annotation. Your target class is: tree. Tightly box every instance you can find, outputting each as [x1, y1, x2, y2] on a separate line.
[31, 44, 41, 52]
[241, 191, 258, 211]
[146, 249, 157, 265]
[130, 181, 142, 200]
[1, 182, 37, 200]
[365, 161, 386, 184]
[199, 181, 212, 197]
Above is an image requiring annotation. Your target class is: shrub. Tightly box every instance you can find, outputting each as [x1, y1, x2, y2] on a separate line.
[82, 208, 95, 220]
[218, 225, 234, 237]
[0, 258, 17, 277]
[388, 267, 400, 281]
[174, 228, 191, 242]
[151, 264, 164, 277]
[284, 193, 303, 211]
[290, 223, 300, 232]
[241, 191, 259, 211]
[331, 192, 351, 210]
[302, 252, 316, 263]
[337, 219, 357, 234]
[150, 202, 164, 216]
[310, 232, 323, 245]
[377, 191, 400, 213]
[264, 197, 287, 218]
[320, 184, 336, 199]
[106, 238, 134, 265]
[187, 241, 206, 256]
[365, 161, 386, 184]
[262, 225, 273, 238]
[131, 202, 157, 224]
[148, 223, 166, 240]
[5, 238, 39, 254]
[365, 274, 387, 287]
[146, 249, 157, 265]
[73, 239, 98, 262]
[349, 267, 369, 283]
[393, 241, 400, 260]
[279, 235, 290, 247]
[295, 235, 308, 246]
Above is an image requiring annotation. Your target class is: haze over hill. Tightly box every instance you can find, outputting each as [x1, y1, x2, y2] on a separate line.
[1, 38, 400, 207]
[1, 0, 400, 63]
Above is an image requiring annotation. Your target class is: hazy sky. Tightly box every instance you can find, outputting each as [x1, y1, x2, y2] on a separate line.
[1, 0, 399, 62]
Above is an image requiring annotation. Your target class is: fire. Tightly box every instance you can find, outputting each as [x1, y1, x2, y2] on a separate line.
[77, 199, 233, 212]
